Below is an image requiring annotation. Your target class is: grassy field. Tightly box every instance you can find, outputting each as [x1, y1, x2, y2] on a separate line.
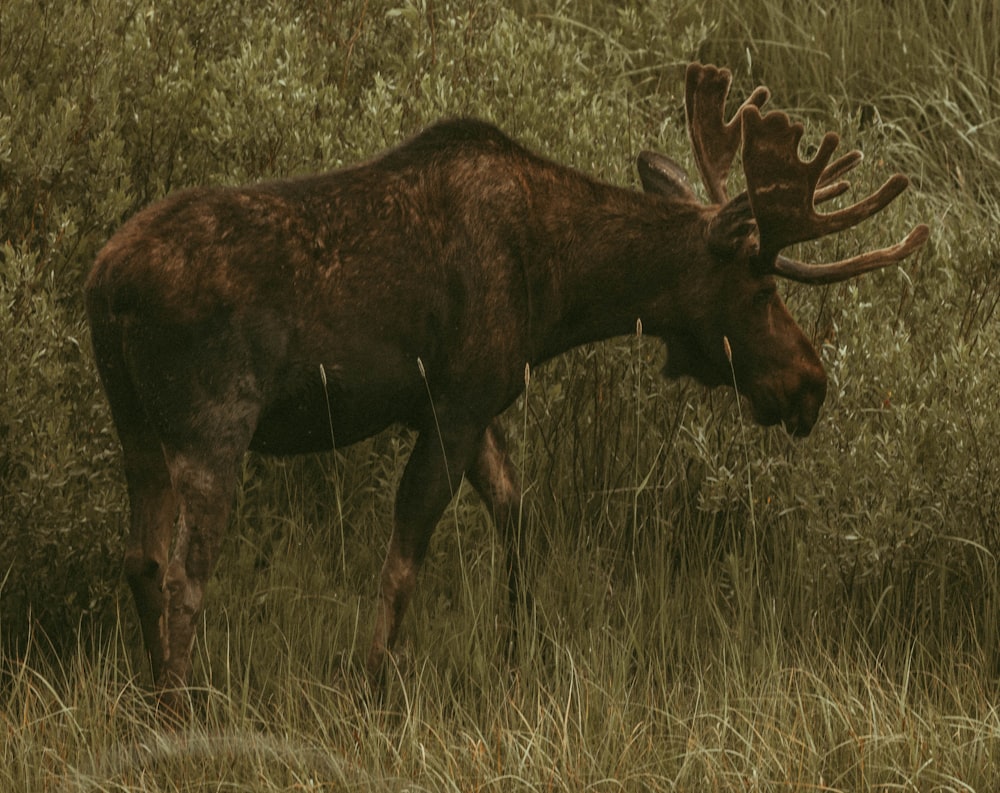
[2, 0, 999, 790]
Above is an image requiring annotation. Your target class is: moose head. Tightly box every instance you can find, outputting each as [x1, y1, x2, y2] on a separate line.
[637, 63, 928, 435]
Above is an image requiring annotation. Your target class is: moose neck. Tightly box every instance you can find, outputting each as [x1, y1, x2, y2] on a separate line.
[526, 175, 707, 363]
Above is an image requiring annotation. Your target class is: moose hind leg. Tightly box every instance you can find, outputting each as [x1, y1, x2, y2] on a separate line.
[121, 438, 179, 684]
[156, 446, 244, 694]
[87, 307, 180, 684]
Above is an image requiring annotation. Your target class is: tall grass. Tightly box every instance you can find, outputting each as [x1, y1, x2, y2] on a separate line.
[705, 0, 1000, 222]
[5, 561, 1000, 790]
[3, 0, 1000, 789]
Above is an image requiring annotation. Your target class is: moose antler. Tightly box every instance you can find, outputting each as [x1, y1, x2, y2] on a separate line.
[741, 105, 930, 284]
[685, 63, 770, 203]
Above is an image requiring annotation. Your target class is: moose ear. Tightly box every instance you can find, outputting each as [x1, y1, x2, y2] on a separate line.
[708, 193, 760, 258]
[637, 151, 697, 200]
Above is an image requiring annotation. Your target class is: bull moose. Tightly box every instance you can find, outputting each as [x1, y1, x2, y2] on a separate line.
[85, 63, 928, 705]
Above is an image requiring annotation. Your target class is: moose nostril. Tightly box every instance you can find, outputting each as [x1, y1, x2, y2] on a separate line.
[795, 375, 827, 435]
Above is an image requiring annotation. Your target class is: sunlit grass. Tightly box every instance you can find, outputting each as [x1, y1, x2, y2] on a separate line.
[5, 578, 999, 791]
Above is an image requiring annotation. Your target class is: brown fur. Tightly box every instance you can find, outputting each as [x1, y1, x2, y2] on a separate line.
[86, 117, 829, 706]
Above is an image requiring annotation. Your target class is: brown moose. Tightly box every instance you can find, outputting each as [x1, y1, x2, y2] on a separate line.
[85, 63, 928, 706]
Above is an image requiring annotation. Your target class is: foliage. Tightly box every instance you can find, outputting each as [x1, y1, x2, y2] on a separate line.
[1, 0, 999, 788]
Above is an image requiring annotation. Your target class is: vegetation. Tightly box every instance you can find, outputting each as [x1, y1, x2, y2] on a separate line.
[2, 0, 998, 789]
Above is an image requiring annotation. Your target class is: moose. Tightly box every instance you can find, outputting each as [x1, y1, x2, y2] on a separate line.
[86, 63, 928, 705]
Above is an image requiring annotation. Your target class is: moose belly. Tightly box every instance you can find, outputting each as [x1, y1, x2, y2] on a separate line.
[248, 366, 421, 455]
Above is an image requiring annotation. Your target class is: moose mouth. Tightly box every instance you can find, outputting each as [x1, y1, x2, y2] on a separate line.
[747, 387, 823, 438]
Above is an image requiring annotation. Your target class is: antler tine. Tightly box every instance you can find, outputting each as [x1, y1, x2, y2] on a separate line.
[815, 150, 862, 204]
[742, 105, 928, 281]
[773, 224, 930, 284]
[685, 63, 769, 204]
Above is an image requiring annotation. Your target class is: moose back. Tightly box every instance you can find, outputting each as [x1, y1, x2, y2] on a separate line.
[86, 63, 928, 705]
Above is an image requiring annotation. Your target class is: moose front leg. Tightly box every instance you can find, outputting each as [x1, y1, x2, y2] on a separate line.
[466, 419, 529, 619]
[366, 423, 480, 677]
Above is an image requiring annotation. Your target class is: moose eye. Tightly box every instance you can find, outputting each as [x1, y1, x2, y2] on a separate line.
[752, 287, 775, 308]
